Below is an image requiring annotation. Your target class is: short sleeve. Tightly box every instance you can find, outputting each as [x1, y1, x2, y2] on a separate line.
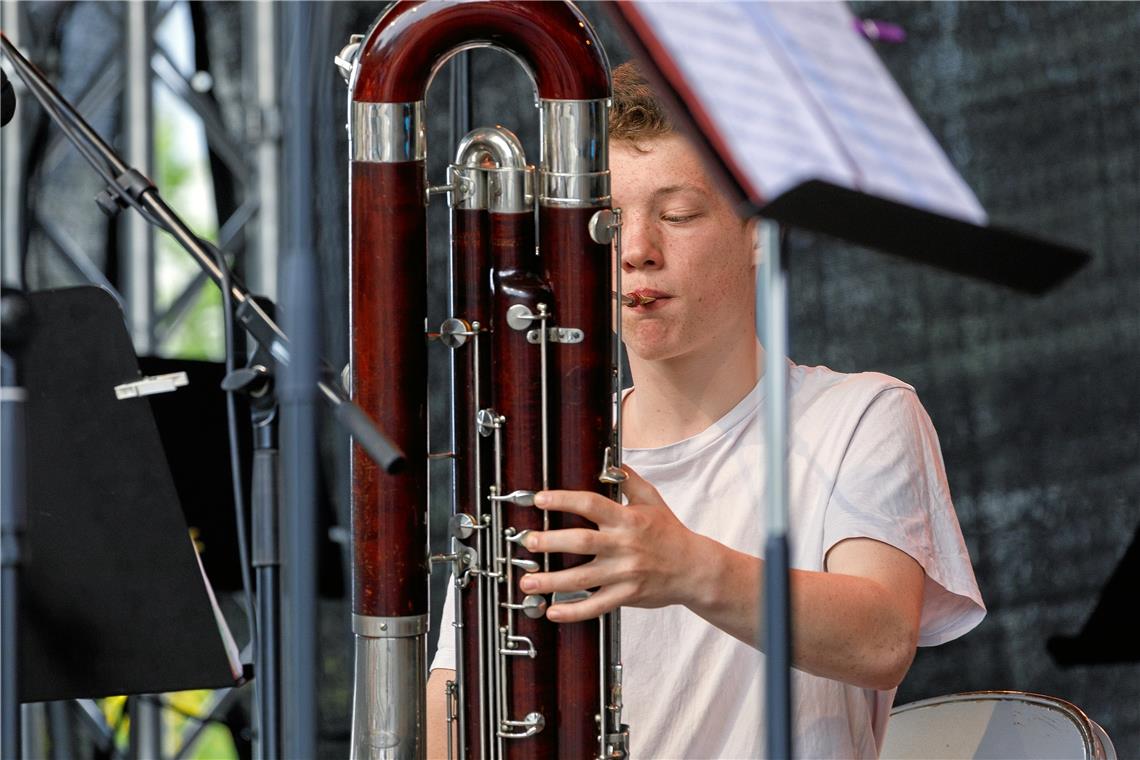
[431, 577, 458, 672]
[823, 387, 986, 646]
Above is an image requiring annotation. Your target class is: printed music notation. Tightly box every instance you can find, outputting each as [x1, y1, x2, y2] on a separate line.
[630, 1, 987, 225]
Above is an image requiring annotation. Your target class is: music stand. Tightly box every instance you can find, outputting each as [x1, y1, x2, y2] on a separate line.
[19, 286, 244, 704]
[604, 2, 1090, 757]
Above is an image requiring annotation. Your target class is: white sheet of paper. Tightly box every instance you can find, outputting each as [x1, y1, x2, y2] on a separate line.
[632, 1, 986, 224]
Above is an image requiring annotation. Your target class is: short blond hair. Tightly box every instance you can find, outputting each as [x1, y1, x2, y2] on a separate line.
[609, 61, 672, 144]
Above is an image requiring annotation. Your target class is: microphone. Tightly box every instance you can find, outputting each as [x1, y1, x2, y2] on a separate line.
[1, 69, 15, 127]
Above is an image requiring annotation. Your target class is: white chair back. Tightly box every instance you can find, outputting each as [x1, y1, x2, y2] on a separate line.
[881, 690, 1115, 760]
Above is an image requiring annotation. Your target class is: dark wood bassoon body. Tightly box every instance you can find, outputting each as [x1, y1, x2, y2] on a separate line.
[348, 2, 624, 758]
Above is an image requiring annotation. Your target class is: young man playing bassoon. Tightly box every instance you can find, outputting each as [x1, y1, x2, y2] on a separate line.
[428, 61, 984, 759]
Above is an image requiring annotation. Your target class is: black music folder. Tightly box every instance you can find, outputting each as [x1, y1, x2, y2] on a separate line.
[19, 286, 242, 703]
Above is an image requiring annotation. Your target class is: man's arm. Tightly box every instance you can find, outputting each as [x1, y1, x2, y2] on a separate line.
[519, 467, 925, 691]
[426, 668, 456, 759]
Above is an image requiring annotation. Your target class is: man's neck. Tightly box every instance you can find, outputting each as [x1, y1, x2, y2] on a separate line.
[623, 336, 764, 448]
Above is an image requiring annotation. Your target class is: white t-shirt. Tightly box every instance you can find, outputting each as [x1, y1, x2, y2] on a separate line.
[432, 363, 985, 759]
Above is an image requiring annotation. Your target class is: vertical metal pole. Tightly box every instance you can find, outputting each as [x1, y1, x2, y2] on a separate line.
[2, 350, 26, 760]
[1, 3, 26, 287]
[124, 8, 162, 755]
[19, 704, 45, 760]
[758, 219, 791, 760]
[244, 0, 280, 299]
[252, 442, 281, 760]
[280, 3, 318, 757]
[46, 701, 75, 760]
[124, 0, 155, 354]
[129, 695, 163, 760]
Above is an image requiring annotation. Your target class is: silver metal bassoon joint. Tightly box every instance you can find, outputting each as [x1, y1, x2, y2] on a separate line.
[350, 614, 428, 759]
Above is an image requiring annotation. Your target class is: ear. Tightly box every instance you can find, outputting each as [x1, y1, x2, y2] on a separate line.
[745, 216, 762, 268]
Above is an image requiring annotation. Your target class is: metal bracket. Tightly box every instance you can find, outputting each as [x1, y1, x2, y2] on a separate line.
[334, 34, 363, 84]
[527, 327, 584, 344]
[425, 173, 475, 206]
[352, 613, 427, 638]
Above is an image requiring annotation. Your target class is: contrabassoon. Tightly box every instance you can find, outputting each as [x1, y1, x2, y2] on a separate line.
[341, 2, 628, 757]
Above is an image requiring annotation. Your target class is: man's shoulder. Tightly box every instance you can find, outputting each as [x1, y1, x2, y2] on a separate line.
[789, 363, 919, 436]
[791, 362, 914, 405]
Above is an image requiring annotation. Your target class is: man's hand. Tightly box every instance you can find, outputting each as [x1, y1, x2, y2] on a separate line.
[517, 465, 708, 622]
[513, 465, 925, 690]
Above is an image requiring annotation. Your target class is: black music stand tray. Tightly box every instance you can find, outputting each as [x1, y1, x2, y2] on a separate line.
[19, 286, 243, 703]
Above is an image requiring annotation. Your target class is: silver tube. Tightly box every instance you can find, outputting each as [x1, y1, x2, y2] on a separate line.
[1, 3, 25, 286]
[472, 331, 490, 759]
[491, 418, 506, 759]
[130, 695, 163, 760]
[453, 126, 533, 213]
[539, 99, 610, 206]
[538, 303, 550, 573]
[759, 220, 788, 535]
[485, 167, 534, 215]
[350, 629, 428, 760]
[351, 101, 426, 163]
[612, 209, 624, 469]
[456, 126, 526, 170]
[249, 0, 280, 298]
[607, 211, 630, 758]
[20, 704, 46, 760]
[124, 0, 155, 354]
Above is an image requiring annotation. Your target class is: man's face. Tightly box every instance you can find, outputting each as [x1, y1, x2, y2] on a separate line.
[611, 134, 756, 363]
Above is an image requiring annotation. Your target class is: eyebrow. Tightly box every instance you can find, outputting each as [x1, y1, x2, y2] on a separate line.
[651, 184, 708, 200]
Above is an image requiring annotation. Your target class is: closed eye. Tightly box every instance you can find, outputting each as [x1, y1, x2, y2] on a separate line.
[661, 213, 701, 224]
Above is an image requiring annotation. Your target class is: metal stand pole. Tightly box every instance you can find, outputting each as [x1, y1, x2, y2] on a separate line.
[243, 0, 281, 300]
[1, 351, 26, 760]
[280, 4, 319, 757]
[758, 220, 791, 760]
[2, 289, 33, 760]
[18, 704, 44, 760]
[253, 440, 281, 760]
[128, 695, 163, 760]
[224, 347, 282, 760]
[1, 3, 27, 287]
[280, 255, 319, 759]
[123, 0, 155, 354]
[46, 701, 75, 760]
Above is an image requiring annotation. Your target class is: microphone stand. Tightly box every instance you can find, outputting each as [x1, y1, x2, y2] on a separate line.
[221, 332, 281, 760]
[0, 33, 404, 475]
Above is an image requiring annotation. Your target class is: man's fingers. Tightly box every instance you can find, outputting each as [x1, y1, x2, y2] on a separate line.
[619, 464, 665, 506]
[522, 528, 600, 556]
[534, 489, 620, 525]
[546, 585, 625, 623]
[519, 561, 604, 596]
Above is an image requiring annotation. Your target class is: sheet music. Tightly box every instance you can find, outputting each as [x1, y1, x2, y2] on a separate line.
[193, 541, 244, 680]
[632, 1, 986, 224]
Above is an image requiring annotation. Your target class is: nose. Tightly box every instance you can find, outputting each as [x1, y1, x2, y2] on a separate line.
[619, 212, 661, 271]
